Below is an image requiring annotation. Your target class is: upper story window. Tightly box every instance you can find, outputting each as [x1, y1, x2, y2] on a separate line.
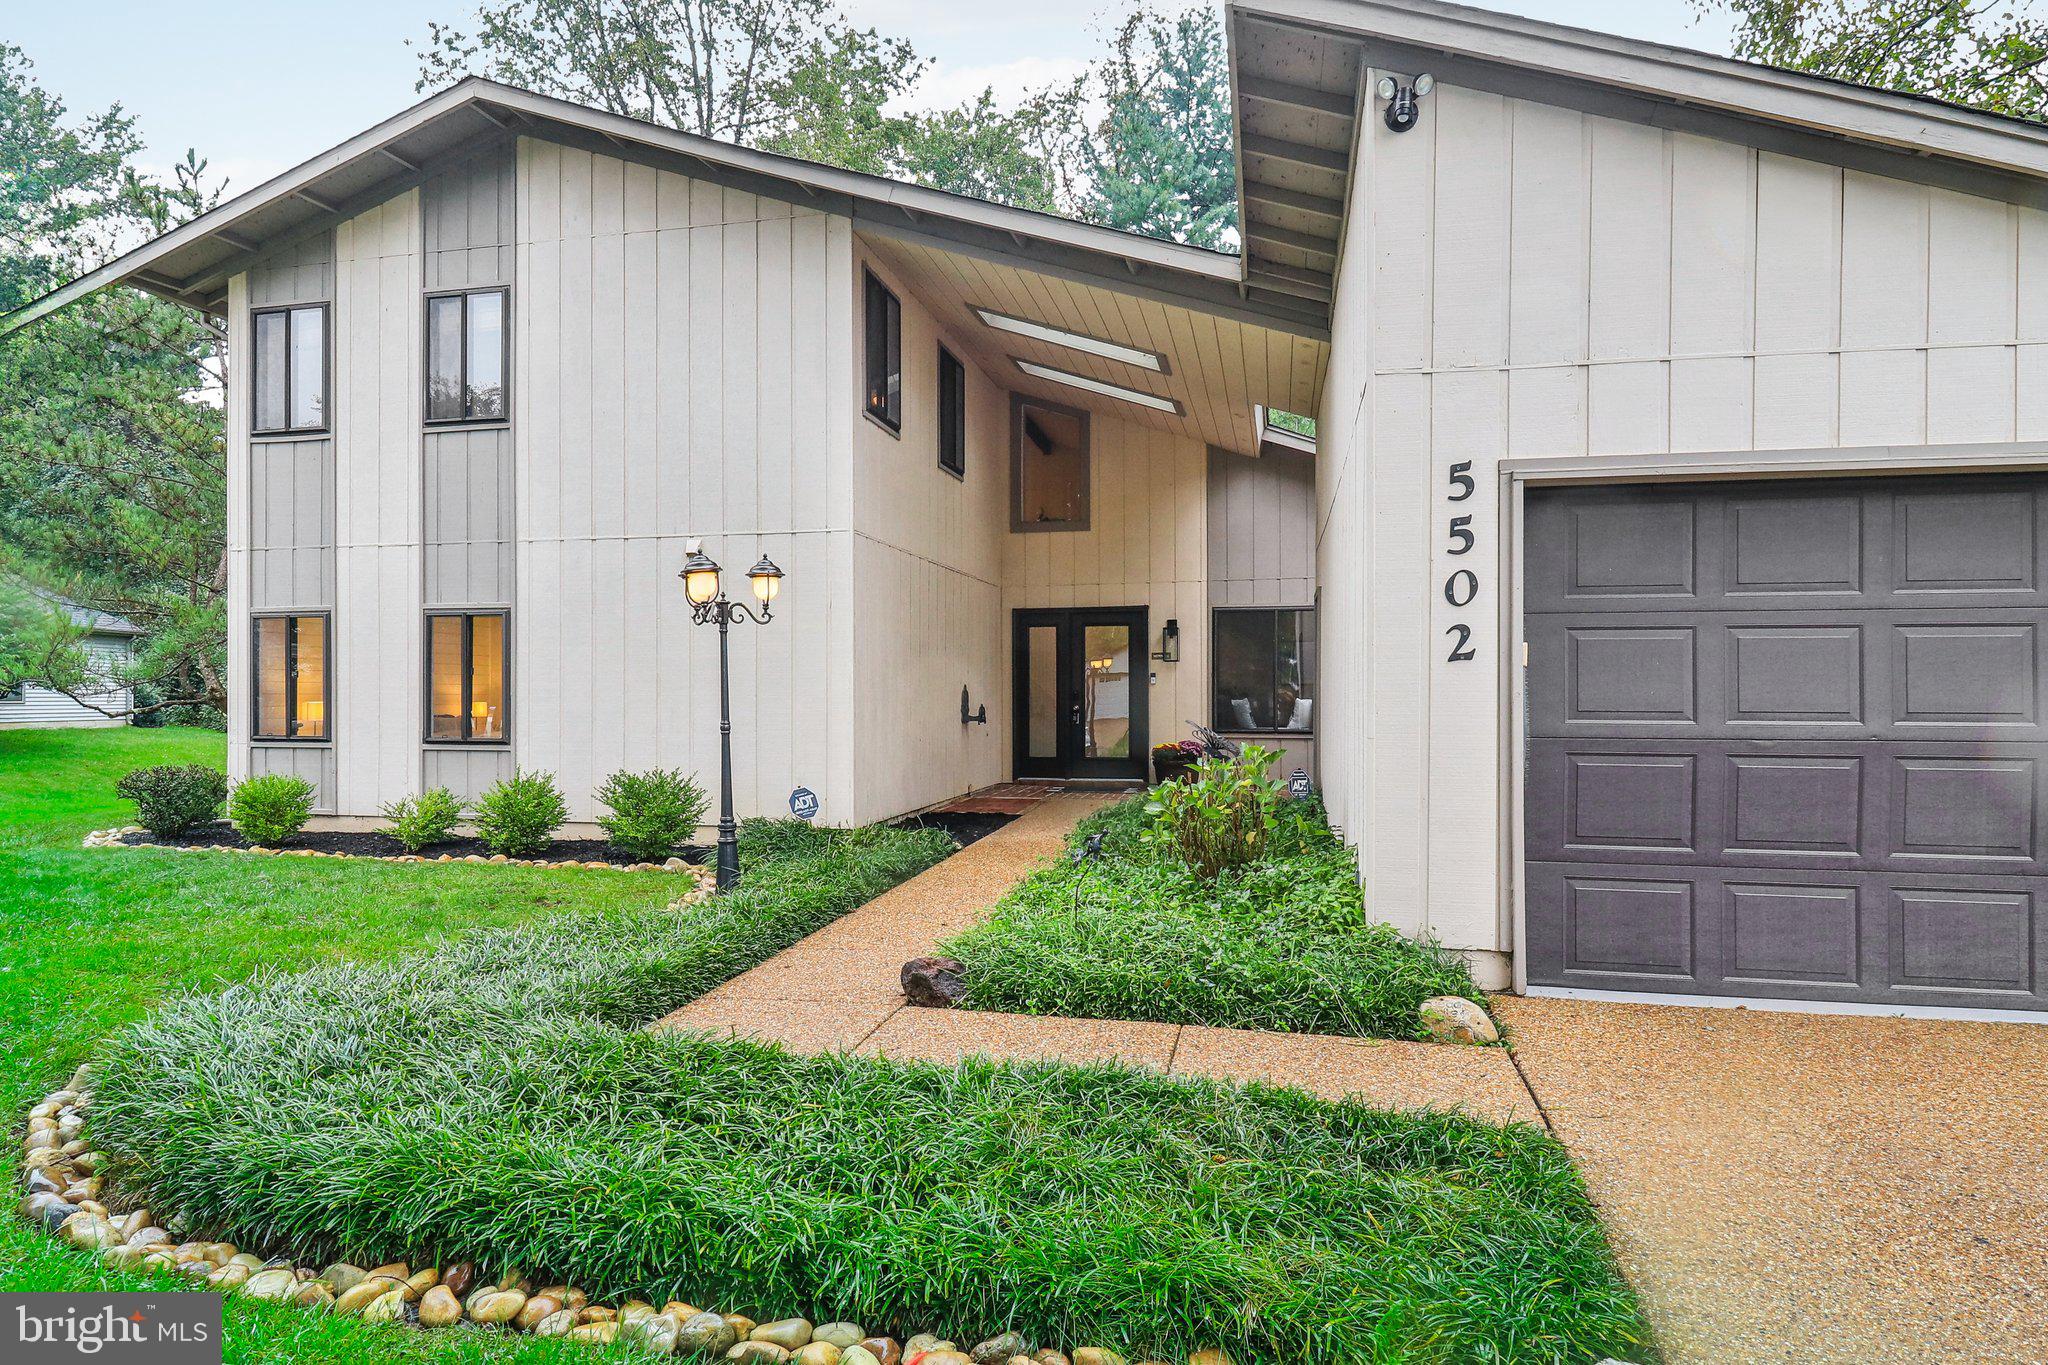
[1213, 607, 1316, 734]
[252, 613, 329, 741]
[426, 611, 508, 743]
[251, 304, 328, 436]
[1011, 396, 1090, 531]
[938, 345, 966, 478]
[863, 269, 901, 432]
[425, 288, 508, 424]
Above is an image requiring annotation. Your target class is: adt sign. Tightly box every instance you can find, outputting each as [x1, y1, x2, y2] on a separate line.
[1288, 768, 1313, 799]
[788, 787, 819, 821]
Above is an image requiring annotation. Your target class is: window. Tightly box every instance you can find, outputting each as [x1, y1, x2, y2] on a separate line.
[426, 611, 508, 742]
[251, 304, 327, 435]
[1213, 608, 1316, 733]
[1011, 396, 1090, 531]
[425, 289, 508, 424]
[863, 268, 901, 432]
[937, 345, 966, 478]
[251, 614, 329, 741]
[1, 683, 22, 703]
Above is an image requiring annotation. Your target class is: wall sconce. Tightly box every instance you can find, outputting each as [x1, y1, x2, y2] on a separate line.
[960, 684, 987, 726]
[1376, 72, 1434, 133]
[1152, 618, 1181, 663]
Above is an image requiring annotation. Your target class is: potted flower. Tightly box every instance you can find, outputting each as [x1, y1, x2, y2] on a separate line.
[1151, 740, 1203, 785]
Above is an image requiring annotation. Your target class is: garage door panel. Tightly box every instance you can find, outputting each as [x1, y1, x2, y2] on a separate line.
[1527, 477, 2048, 613]
[1527, 860, 2047, 1006]
[1528, 476, 2048, 1010]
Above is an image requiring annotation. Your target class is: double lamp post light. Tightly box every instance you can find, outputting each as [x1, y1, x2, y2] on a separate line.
[679, 538, 784, 892]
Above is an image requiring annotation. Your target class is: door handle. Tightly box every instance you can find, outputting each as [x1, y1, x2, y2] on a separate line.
[1069, 701, 1083, 725]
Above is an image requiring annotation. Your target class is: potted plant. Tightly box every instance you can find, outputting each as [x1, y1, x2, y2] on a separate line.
[1151, 739, 1203, 785]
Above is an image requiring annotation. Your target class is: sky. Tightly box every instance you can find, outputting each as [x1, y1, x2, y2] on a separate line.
[7, 0, 1733, 191]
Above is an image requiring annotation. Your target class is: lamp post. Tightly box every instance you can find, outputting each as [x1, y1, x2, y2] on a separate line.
[680, 538, 784, 892]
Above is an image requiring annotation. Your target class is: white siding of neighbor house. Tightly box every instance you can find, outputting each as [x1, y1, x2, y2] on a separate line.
[0, 635, 134, 729]
[1001, 413, 1212, 758]
[1315, 77, 2048, 982]
[513, 138, 857, 826]
[848, 242, 1009, 824]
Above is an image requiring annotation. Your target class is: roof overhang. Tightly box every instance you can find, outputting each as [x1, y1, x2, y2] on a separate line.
[3, 77, 1330, 341]
[1229, 0, 2048, 300]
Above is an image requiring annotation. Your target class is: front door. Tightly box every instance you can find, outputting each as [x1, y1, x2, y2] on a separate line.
[1012, 608, 1149, 780]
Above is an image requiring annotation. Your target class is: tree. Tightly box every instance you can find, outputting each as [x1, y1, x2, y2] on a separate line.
[1064, 5, 1240, 249]
[0, 45, 227, 721]
[1695, 0, 2048, 121]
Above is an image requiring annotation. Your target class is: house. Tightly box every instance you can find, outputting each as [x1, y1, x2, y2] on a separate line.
[13, 0, 2048, 1017]
[0, 596, 140, 729]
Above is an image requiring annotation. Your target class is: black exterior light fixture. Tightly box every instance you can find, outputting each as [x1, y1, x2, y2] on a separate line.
[680, 538, 784, 891]
[1377, 72, 1434, 133]
[1152, 618, 1182, 663]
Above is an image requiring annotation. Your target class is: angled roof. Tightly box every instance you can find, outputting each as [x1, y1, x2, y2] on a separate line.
[1229, 0, 2048, 298]
[0, 76, 1328, 340]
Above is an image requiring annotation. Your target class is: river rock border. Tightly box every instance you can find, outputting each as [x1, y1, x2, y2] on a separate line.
[18, 1074, 1228, 1365]
[81, 825, 718, 886]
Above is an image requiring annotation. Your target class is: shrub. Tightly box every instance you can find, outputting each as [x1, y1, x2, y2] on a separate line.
[227, 774, 317, 846]
[1141, 742, 1284, 878]
[88, 821, 1645, 1365]
[113, 763, 228, 838]
[468, 769, 568, 857]
[595, 768, 709, 862]
[945, 795, 1484, 1040]
[380, 787, 465, 852]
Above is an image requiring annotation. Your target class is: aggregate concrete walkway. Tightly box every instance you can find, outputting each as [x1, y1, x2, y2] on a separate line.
[653, 792, 1539, 1123]
[1498, 995, 2048, 1364]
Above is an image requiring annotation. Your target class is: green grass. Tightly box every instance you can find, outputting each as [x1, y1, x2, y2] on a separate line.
[5, 729, 1652, 1364]
[0, 727, 755, 1363]
[941, 796, 1486, 1039]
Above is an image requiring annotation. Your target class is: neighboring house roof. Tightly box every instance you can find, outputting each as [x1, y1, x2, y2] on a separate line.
[1229, 0, 2048, 298]
[8, 578, 142, 637]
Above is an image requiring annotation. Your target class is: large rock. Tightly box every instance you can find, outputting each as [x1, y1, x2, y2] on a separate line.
[900, 956, 968, 1007]
[794, 1345, 841, 1365]
[815, 1323, 866, 1350]
[679, 1311, 740, 1356]
[971, 1334, 1028, 1365]
[417, 1286, 463, 1327]
[753, 1319, 815, 1350]
[1419, 995, 1499, 1045]
[1072, 1352, 1128, 1365]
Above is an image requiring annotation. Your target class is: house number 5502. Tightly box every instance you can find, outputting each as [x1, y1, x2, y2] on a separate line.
[1444, 461, 1477, 662]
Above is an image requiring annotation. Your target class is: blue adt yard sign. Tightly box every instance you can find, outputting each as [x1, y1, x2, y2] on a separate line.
[788, 787, 819, 821]
[1288, 768, 1313, 799]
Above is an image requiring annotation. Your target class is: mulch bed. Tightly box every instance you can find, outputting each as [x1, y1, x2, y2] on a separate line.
[120, 822, 711, 868]
[889, 811, 1018, 849]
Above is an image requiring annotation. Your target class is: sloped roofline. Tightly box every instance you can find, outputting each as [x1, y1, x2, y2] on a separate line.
[2, 76, 1330, 340]
[1238, 0, 2048, 180]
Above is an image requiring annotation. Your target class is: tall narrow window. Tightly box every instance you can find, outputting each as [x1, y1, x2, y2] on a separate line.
[425, 288, 509, 424]
[425, 611, 509, 742]
[1011, 396, 1090, 531]
[251, 304, 328, 435]
[1212, 608, 1316, 733]
[863, 268, 901, 432]
[937, 345, 966, 477]
[251, 613, 330, 740]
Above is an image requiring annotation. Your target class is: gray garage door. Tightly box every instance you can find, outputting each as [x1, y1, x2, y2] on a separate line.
[1525, 475, 2048, 1011]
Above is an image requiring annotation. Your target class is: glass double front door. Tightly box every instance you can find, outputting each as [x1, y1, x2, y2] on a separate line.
[1012, 608, 1149, 780]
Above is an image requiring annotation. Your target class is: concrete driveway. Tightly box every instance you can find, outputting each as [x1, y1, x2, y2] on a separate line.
[1496, 996, 2048, 1364]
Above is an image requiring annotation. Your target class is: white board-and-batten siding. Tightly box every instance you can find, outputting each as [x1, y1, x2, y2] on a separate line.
[514, 138, 858, 826]
[1313, 77, 2048, 979]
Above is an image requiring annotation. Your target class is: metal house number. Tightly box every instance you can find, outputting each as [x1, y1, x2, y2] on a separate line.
[1444, 461, 1477, 662]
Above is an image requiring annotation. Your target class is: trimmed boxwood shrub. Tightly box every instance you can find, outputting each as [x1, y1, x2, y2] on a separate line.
[942, 794, 1485, 1040]
[380, 788, 465, 853]
[469, 769, 568, 858]
[595, 768, 708, 862]
[87, 820, 1646, 1365]
[228, 774, 317, 846]
[114, 764, 228, 838]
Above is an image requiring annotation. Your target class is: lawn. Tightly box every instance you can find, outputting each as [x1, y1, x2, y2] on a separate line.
[0, 727, 687, 1363]
[941, 794, 1486, 1039]
[7, 728, 1652, 1364]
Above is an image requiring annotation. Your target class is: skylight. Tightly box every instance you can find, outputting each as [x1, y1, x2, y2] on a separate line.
[1014, 358, 1182, 415]
[975, 307, 1167, 373]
